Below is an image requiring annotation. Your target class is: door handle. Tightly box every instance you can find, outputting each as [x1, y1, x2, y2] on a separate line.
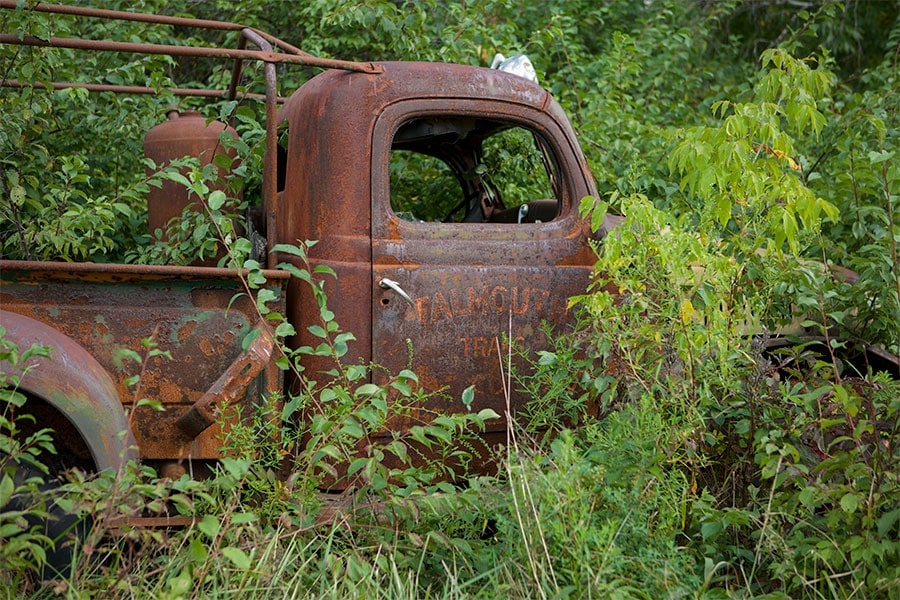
[378, 277, 414, 305]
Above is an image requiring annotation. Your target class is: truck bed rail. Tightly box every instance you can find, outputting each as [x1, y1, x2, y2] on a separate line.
[0, 0, 382, 267]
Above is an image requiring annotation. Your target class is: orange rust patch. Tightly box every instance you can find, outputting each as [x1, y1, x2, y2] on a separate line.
[158, 380, 186, 404]
[178, 320, 197, 341]
[199, 337, 215, 357]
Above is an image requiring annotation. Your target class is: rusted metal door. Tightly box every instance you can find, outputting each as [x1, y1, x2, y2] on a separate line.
[370, 97, 597, 448]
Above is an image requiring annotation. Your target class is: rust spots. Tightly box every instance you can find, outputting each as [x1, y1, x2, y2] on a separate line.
[177, 320, 197, 343]
[77, 321, 93, 338]
[157, 380, 185, 404]
[93, 316, 110, 338]
[198, 337, 215, 357]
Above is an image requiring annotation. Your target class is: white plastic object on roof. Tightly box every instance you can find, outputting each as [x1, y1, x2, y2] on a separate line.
[490, 53, 538, 84]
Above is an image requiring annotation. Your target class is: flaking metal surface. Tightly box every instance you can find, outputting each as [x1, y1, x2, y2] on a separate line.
[0, 262, 287, 461]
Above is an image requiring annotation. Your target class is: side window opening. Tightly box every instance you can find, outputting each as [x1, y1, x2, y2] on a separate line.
[390, 150, 461, 222]
[389, 117, 560, 223]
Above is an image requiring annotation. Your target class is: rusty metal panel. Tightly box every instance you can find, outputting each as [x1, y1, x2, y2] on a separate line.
[0, 261, 288, 461]
[276, 61, 596, 382]
[371, 265, 591, 425]
[175, 322, 277, 439]
[277, 62, 600, 463]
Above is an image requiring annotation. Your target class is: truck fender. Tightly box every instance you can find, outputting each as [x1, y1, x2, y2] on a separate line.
[0, 310, 138, 472]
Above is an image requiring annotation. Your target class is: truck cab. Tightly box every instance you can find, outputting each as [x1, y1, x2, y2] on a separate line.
[277, 62, 601, 446]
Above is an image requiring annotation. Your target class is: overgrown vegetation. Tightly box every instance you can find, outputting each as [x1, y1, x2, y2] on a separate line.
[1, 1, 898, 598]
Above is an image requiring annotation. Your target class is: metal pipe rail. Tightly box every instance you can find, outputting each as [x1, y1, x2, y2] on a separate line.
[0, 32, 381, 73]
[0, 0, 381, 73]
[0, 0, 382, 267]
[0, 78, 278, 101]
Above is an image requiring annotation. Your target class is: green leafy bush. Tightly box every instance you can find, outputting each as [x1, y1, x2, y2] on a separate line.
[556, 39, 900, 598]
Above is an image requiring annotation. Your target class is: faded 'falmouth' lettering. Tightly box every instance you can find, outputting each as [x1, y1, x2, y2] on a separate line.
[414, 285, 553, 325]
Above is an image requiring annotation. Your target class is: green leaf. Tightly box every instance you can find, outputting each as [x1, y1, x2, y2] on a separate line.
[0, 523, 26, 538]
[311, 445, 341, 465]
[307, 325, 327, 339]
[877, 508, 900, 537]
[271, 243, 308, 258]
[222, 547, 251, 571]
[161, 171, 191, 188]
[0, 474, 14, 507]
[213, 153, 234, 170]
[346, 365, 367, 381]
[390, 378, 411, 396]
[116, 348, 143, 365]
[347, 457, 368, 476]
[477, 409, 501, 420]
[167, 568, 193, 596]
[714, 195, 731, 227]
[188, 538, 209, 562]
[340, 417, 364, 439]
[218, 100, 238, 122]
[241, 327, 262, 351]
[231, 512, 257, 524]
[0, 389, 27, 408]
[277, 262, 313, 283]
[275, 322, 296, 337]
[355, 383, 381, 397]
[840, 493, 860, 514]
[313, 265, 336, 277]
[197, 514, 220, 539]
[220, 457, 251, 480]
[207, 190, 226, 211]
[135, 398, 164, 411]
[398, 368, 419, 383]
[867, 150, 894, 164]
[701, 521, 722, 540]
[537, 351, 557, 366]
[461, 385, 475, 408]
[356, 405, 381, 426]
[798, 486, 817, 507]
[256, 288, 276, 310]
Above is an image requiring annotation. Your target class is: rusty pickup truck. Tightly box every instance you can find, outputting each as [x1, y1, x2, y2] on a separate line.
[0, 3, 606, 486]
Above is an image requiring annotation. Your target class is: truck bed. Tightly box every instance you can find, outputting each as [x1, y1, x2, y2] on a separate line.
[0, 260, 288, 465]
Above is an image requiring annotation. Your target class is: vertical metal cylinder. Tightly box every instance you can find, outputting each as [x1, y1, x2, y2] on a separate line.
[144, 109, 240, 241]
